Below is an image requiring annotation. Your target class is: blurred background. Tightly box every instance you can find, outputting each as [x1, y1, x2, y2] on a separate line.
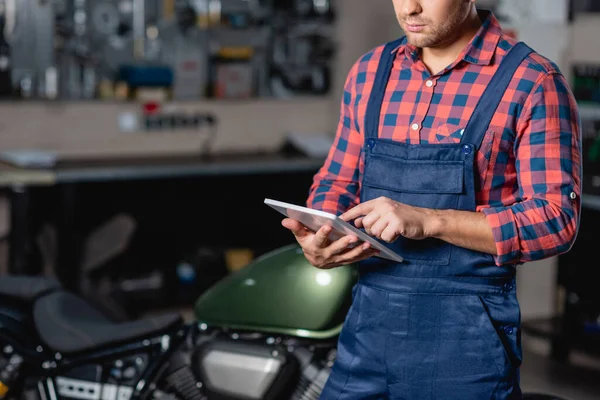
[0, 0, 598, 399]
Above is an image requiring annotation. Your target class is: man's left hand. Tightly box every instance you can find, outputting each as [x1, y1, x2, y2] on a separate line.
[340, 196, 438, 243]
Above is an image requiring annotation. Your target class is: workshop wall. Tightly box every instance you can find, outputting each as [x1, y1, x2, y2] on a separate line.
[501, 21, 572, 320]
[0, 2, 399, 158]
[0, 1, 592, 321]
[0, 1, 400, 278]
[0, 2, 577, 159]
[513, 14, 600, 320]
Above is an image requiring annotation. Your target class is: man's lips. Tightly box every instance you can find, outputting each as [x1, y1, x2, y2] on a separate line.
[405, 24, 426, 32]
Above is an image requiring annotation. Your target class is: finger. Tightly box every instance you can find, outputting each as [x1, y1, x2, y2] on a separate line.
[361, 211, 381, 227]
[334, 242, 379, 264]
[329, 235, 360, 256]
[343, 241, 371, 260]
[340, 201, 375, 222]
[380, 224, 399, 243]
[353, 217, 364, 228]
[281, 218, 310, 238]
[369, 218, 389, 238]
[353, 248, 381, 262]
[313, 225, 333, 248]
[361, 212, 380, 235]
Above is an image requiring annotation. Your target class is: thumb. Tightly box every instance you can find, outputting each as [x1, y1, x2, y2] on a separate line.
[281, 218, 310, 239]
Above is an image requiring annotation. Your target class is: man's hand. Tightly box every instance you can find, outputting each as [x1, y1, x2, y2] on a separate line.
[281, 218, 380, 269]
[339, 196, 498, 255]
[339, 197, 438, 243]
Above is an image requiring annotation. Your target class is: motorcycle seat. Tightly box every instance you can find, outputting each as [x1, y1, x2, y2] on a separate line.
[33, 291, 183, 354]
[0, 275, 62, 303]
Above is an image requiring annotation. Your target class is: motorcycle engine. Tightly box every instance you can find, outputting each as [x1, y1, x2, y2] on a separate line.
[191, 338, 333, 400]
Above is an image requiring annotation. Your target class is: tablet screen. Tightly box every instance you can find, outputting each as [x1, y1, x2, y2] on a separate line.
[264, 198, 403, 263]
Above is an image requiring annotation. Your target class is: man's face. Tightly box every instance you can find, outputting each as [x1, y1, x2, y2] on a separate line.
[392, 0, 474, 48]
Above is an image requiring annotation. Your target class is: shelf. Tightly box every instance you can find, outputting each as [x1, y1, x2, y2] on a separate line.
[521, 316, 600, 357]
[582, 193, 600, 211]
[521, 316, 563, 340]
[521, 317, 600, 340]
[579, 103, 600, 120]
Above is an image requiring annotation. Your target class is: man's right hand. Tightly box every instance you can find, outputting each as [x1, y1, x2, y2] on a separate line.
[281, 218, 380, 269]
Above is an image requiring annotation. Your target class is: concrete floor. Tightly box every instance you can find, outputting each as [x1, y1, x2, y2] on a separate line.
[520, 335, 600, 400]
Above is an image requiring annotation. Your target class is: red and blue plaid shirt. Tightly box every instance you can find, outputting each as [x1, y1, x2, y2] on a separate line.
[307, 11, 582, 266]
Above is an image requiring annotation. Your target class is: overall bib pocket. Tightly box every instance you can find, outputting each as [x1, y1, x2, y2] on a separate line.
[362, 153, 465, 265]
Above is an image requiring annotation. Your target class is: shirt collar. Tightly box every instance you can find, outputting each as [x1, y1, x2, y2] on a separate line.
[391, 10, 503, 67]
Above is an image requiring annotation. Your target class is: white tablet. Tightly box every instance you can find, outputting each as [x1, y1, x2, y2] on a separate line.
[264, 198, 404, 263]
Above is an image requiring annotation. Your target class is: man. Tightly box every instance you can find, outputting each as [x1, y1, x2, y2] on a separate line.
[282, 0, 582, 398]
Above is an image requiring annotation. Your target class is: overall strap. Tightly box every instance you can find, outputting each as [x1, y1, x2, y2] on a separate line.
[364, 37, 406, 140]
[461, 42, 533, 149]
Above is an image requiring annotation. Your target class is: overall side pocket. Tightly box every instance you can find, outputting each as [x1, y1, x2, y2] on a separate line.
[477, 295, 521, 375]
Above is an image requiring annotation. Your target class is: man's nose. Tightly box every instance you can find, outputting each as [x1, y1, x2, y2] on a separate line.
[402, 0, 423, 16]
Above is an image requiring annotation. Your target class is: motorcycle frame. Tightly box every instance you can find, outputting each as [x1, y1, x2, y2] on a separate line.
[0, 303, 192, 400]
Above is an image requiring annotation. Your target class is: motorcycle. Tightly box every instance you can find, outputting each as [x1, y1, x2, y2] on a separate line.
[0, 244, 568, 400]
[0, 244, 355, 400]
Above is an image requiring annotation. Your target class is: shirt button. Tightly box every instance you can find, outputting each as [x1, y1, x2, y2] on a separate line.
[411, 123, 419, 131]
[570, 192, 577, 200]
[426, 80, 433, 87]
[460, 129, 465, 136]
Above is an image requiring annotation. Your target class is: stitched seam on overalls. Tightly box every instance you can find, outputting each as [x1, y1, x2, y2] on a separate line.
[431, 297, 441, 399]
[360, 281, 505, 296]
[334, 287, 363, 400]
[383, 291, 390, 392]
[489, 379, 502, 400]
[363, 181, 460, 195]
[361, 276, 510, 280]
[385, 293, 411, 392]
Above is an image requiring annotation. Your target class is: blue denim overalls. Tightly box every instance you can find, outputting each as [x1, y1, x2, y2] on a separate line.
[320, 38, 533, 399]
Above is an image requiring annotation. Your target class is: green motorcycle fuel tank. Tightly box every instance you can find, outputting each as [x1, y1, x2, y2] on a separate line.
[194, 244, 358, 340]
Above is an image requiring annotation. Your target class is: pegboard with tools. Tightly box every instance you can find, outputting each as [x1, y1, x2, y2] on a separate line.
[0, 0, 337, 101]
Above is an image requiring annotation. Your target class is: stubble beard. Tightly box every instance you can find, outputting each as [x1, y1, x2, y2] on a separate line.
[400, 6, 470, 48]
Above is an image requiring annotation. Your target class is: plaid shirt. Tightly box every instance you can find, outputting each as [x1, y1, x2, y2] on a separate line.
[307, 11, 582, 266]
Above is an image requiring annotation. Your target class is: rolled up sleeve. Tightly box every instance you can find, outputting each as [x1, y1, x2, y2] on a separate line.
[483, 72, 582, 265]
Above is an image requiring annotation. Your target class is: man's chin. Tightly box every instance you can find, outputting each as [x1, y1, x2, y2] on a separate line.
[404, 34, 429, 48]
